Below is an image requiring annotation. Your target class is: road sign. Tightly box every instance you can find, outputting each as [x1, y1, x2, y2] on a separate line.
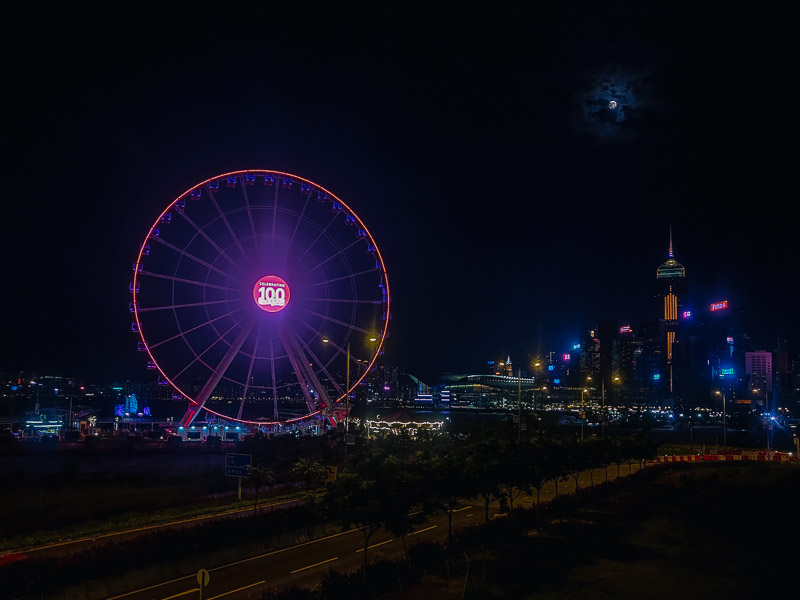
[197, 568, 210, 586]
[225, 453, 252, 477]
[326, 465, 338, 481]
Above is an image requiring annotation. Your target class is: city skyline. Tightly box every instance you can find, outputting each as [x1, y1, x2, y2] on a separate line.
[3, 4, 797, 384]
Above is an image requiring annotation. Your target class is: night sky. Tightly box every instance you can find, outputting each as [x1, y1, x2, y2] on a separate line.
[3, 4, 797, 384]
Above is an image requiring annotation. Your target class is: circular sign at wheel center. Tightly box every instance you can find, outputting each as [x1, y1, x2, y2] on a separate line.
[253, 275, 290, 313]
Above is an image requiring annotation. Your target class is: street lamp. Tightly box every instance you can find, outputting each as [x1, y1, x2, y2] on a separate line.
[714, 390, 726, 452]
[580, 387, 588, 440]
[517, 368, 522, 441]
[344, 341, 351, 460]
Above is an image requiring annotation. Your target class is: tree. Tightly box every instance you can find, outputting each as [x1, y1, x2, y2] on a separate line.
[563, 440, 590, 496]
[524, 441, 549, 523]
[382, 453, 430, 561]
[246, 463, 274, 515]
[322, 450, 397, 584]
[464, 435, 503, 524]
[543, 439, 569, 499]
[291, 457, 328, 492]
[429, 442, 471, 540]
[497, 439, 530, 513]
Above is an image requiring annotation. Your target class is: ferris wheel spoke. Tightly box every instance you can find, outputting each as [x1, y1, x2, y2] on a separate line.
[170, 314, 251, 382]
[237, 322, 261, 420]
[278, 327, 333, 412]
[301, 308, 374, 336]
[240, 180, 259, 253]
[151, 236, 241, 283]
[206, 187, 249, 263]
[299, 317, 370, 400]
[289, 212, 342, 271]
[271, 181, 279, 251]
[296, 268, 381, 291]
[298, 317, 346, 362]
[148, 306, 245, 350]
[299, 237, 362, 278]
[283, 186, 313, 261]
[178, 319, 255, 427]
[297, 318, 346, 395]
[306, 297, 384, 305]
[138, 299, 232, 313]
[293, 329, 343, 400]
[139, 270, 240, 293]
[173, 209, 245, 274]
[268, 336, 278, 420]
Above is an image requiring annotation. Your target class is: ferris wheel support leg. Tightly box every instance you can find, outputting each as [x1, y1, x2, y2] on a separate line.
[278, 328, 334, 413]
[287, 330, 334, 412]
[179, 321, 254, 427]
[278, 327, 319, 414]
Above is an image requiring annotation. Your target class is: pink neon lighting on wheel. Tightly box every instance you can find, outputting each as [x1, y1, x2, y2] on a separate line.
[131, 169, 391, 427]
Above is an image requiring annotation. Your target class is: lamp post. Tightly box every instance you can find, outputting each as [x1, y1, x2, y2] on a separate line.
[580, 387, 588, 440]
[518, 368, 522, 441]
[345, 342, 350, 460]
[715, 390, 726, 452]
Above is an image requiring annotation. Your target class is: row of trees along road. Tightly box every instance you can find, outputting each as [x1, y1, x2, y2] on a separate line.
[266, 429, 660, 583]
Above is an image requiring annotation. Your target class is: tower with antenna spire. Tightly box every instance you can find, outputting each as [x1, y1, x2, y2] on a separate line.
[656, 227, 685, 402]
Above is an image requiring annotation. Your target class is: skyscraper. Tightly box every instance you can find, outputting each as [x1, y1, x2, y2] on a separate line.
[656, 228, 685, 399]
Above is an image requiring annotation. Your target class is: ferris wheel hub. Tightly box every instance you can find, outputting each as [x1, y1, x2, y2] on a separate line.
[253, 275, 290, 313]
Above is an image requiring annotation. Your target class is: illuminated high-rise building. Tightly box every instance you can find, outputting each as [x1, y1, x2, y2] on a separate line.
[656, 228, 685, 398]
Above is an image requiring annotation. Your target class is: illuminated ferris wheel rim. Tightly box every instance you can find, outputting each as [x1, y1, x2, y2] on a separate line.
[131, 169, 391, 426]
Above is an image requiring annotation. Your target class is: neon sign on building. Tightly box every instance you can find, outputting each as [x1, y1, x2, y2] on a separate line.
[710, 300, 728, 312]
[619, 325, 631, 333]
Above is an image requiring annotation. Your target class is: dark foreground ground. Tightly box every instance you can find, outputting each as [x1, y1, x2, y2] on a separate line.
[372, 462, 800, 600]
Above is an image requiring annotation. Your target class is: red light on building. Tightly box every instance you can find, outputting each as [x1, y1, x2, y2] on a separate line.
[710, 300, 728, 312]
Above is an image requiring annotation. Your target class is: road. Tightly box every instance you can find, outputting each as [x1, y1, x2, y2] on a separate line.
[99, 462, 649, 600]
[4, 496, 304, 561]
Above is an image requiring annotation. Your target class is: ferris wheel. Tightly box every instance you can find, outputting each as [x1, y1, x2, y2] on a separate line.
[130, 170, 390, 427]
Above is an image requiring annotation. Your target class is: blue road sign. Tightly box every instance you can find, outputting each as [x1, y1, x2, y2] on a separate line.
[225, 453, 252, 477]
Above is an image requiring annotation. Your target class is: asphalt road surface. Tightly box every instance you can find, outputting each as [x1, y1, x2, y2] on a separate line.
[7, 496, 305, 561]
[100, 463, 647, 600]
